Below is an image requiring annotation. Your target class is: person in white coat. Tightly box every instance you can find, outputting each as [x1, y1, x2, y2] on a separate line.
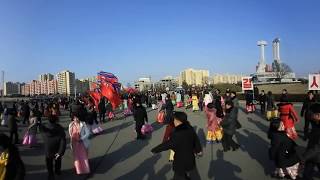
[68, 109, 91, 175]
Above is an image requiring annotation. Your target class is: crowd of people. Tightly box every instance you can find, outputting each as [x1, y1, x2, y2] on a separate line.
[0, 87, 320, 180]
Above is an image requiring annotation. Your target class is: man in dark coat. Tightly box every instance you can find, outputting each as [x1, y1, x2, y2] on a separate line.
[302, 103, 320, 180]
[259, 90, 267, 114]
[0, 133, 25, 180]
[133, 99, 148, 140]
[39, 115, 66, 180]
[98, 97, 106, 123]
[22, 102, 30, 124]
[151, 111, 202, 180]
[301, 91, 316, 140]
[220, 101, 240, 152]
[7, 108, 19, 144]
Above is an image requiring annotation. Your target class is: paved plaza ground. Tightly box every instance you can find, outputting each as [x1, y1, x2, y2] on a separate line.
[1, 102, 320, 180]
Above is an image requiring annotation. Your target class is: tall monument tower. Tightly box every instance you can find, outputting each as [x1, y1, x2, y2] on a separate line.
[257, 40, 268, 73]
[272, 38, 281, 63]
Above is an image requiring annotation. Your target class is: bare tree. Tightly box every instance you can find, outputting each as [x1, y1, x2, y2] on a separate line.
[273, 61, 292, 80]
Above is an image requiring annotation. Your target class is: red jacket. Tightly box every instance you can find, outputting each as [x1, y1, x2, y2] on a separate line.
[277, 103, 299, 128]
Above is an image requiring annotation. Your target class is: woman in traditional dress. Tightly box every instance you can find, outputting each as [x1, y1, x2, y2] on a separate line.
[192, 93, 199, 112]
[23, 109, 38, 147]
[69, 109, 91, 175]
[205, 103, 223, 144]
[277, 96, 299, 140]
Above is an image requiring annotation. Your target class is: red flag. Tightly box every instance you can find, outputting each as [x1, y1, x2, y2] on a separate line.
[89, 91, 101, 111]
[100, 82, 121, 110]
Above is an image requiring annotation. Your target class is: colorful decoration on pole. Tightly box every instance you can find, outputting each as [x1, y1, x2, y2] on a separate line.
[309, 74, 320, 90]
[242, 77, 254, 91]
[88, 71, 122, 110]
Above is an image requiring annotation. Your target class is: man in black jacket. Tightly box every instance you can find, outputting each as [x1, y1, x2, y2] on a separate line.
[133, 98, 148, 140]
[39, 115, 66, 180]
[7, 108, 19, 144]
[302, 103, 320, 180]
[221, 101, 240, 152]
[151, 111, 202, 180]
[98, 97, 106, 123]
[301, 91, 316, 140]
[259, 90, 267, 114]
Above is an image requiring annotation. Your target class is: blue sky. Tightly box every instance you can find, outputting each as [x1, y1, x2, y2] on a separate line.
[0, 0, 319, 84]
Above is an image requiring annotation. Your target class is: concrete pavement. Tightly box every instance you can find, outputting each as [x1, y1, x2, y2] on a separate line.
[1, 103, 319, 180]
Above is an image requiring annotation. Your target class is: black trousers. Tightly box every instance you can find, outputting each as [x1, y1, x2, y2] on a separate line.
[136, 122, 144, 139]
[99, 112, 105, 122]
[303, 161, 320, 180]
[23, 115, 30, 124]
[9, 130, 19, 144]
[173, 168, 201, 180]
[46, 156, 62, 176]
[304, 116, 311, 137]
[260, 103, 266, 114]
[221, 133, 238, 151]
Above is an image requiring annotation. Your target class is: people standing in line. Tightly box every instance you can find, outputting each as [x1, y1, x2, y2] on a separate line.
[277, 96, 299, 140]
[69, 108, 91, 175]
[133, 98, 148, 140]
[7, 108, 19, 145]
[268, 118, 300, 179]
[259, 90, 267, 115]
[302, 103, 320, 180]
[0, 133, 25, 180]
[205, 103, 223, 144]
[220, 101, 240, 152]
[98, 97, 106, 123]
[151, 112, 202, 180]
[301, 91, 317, 141]
[39, 115, 66, 180]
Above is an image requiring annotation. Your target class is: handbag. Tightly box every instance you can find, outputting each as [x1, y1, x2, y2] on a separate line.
[141, 123, 153, 135]
[157, 111, 165, 124]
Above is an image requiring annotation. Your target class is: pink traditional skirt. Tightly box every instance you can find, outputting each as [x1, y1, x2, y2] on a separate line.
[72, 141, 90, 175]
[22, 133, 37, 146]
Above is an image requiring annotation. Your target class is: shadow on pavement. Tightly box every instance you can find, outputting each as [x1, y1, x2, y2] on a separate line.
[236, 128, 273, 176]
[115, 154, 164, 180]
[208, 149, 242, 180]
[89, 138, 151, 177]
[98, 121, 133, 136]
